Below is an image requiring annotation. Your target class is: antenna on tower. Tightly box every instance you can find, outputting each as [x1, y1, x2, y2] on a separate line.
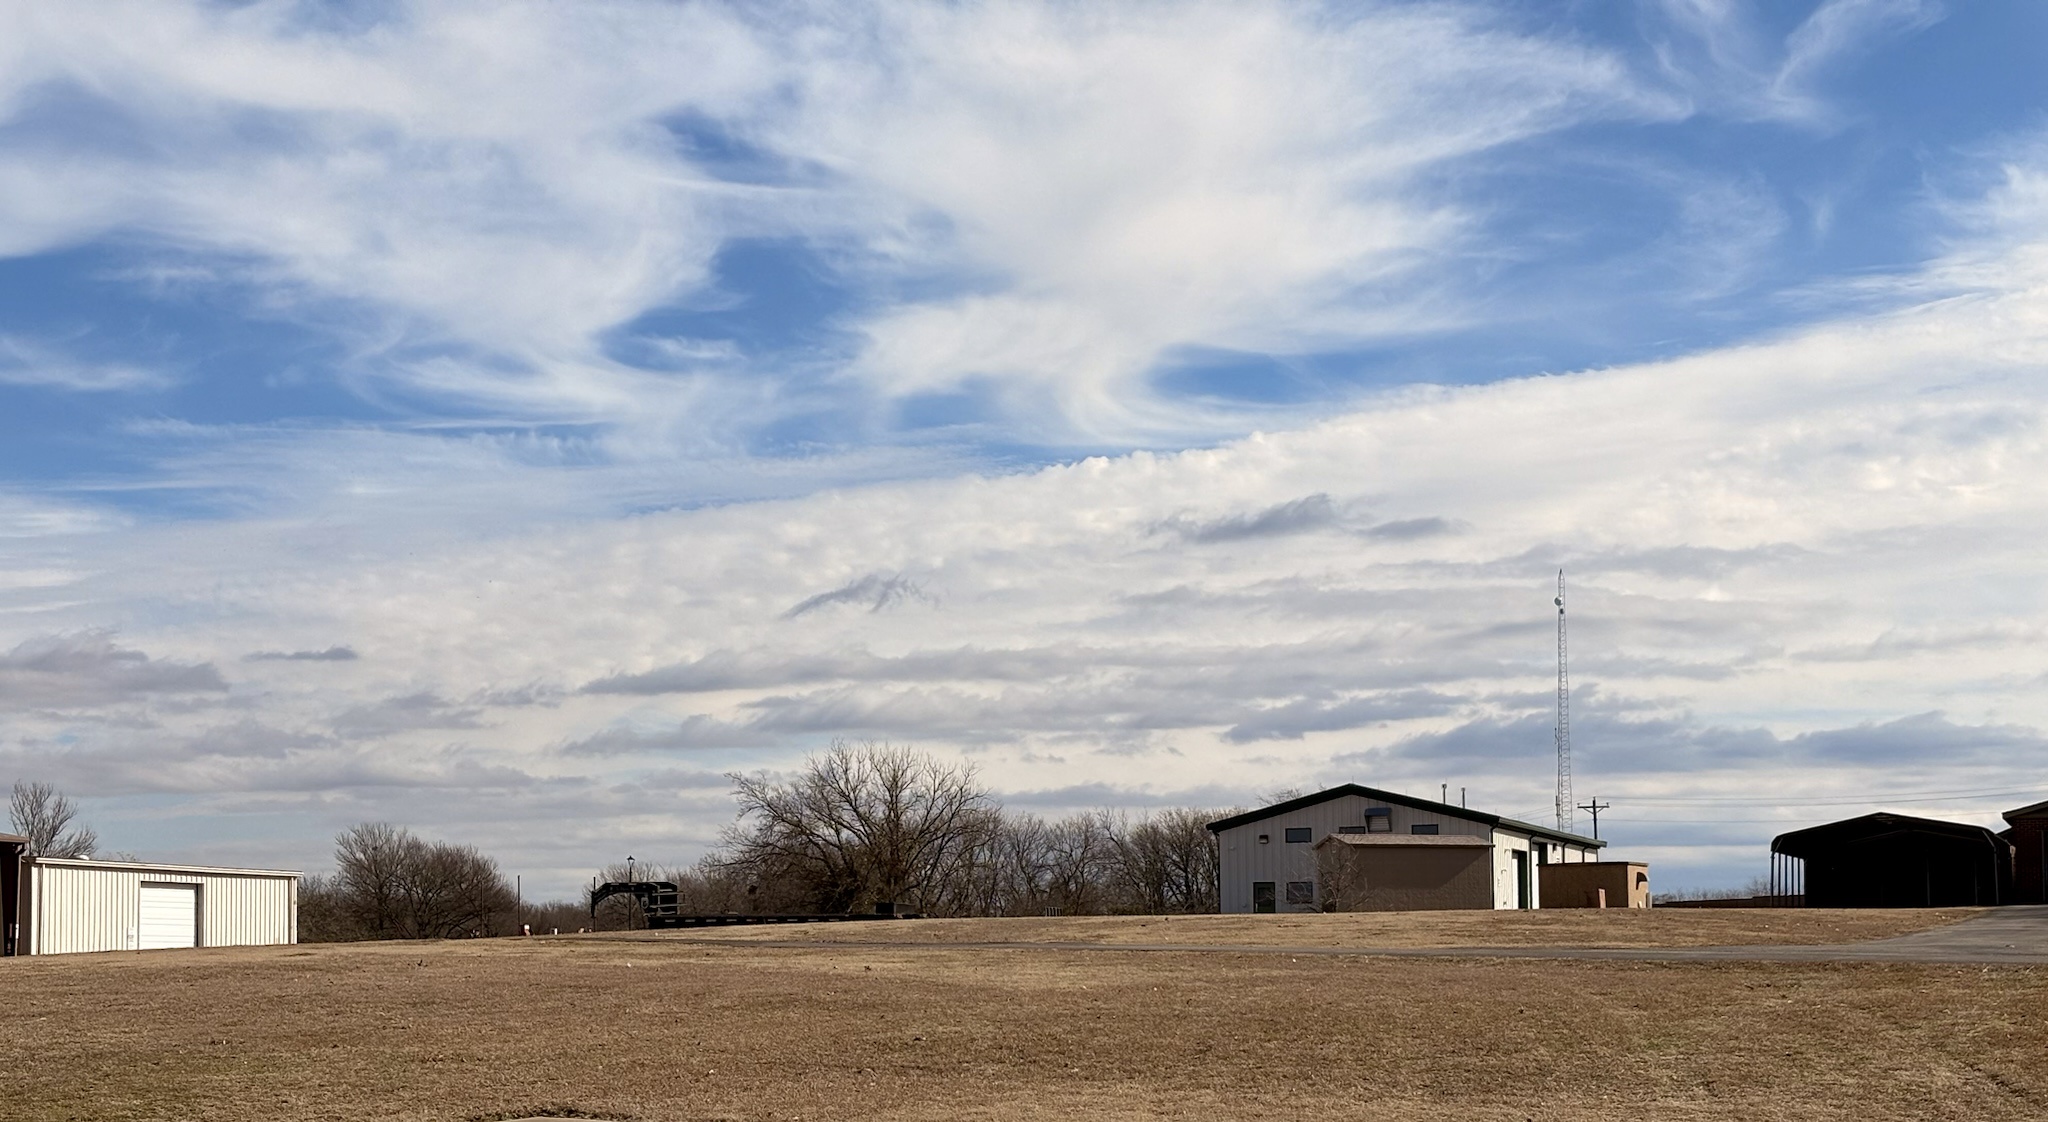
[1554, 569, 1574, 833]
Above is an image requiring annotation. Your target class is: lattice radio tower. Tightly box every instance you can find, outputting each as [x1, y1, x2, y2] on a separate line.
[1553, 569, 1574, 833]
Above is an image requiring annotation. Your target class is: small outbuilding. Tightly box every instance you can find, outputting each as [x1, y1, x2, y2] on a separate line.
[9, 855, 299, 955]
[2004, 798, 2048, 905]
[1770, 812, 2011, 908]
[1537, 861, 1650, 909]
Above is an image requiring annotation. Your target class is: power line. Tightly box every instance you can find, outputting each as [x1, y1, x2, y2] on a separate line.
[1587, 787, 2042, 807]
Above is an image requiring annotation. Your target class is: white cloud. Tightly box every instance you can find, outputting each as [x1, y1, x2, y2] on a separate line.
[0, 1, 1666, 441]
[6, 201, 2048, 887]
[4, 2, 2046, 893]
[786, 2, 1661, 434]
[1648, 0, 1941, 126]
[0, 335, 171, 392]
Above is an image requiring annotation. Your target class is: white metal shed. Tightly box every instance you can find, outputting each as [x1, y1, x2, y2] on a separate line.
[18, 856, 298, 955]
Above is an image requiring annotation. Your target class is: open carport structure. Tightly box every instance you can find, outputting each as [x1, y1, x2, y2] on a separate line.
[1770, 812, 2012, 907]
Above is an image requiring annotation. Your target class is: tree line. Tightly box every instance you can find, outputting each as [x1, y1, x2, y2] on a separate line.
[691, 740, 1224, 919]
[300, 741, 1226, 939]
[17, 742, 1230, 942]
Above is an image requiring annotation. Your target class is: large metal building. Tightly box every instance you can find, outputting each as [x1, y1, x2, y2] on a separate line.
[6, 855, 299, 955]
[1207, 784, 1605, 913]
[1769, 812, 2012, 907]
[2002, 798, 2048, 905]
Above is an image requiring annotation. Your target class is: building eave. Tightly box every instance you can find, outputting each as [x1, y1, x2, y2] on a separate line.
[25, 856, 301, 879]
[1206, 783, 1603, 848]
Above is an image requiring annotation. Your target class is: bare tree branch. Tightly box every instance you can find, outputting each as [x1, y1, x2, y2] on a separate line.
[8, 780, 97, 858]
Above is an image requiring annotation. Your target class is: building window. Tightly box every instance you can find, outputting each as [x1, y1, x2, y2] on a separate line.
[1337, 825, 1369, 834]
[1257, 833, 1270, 844]
[1366, 814, 1393, 833]
[1410, 823, 1439, 835]
[1253, 882, 1277, 913]
[1284, 827, 1313, 843]
[1285, 881, 1315, 906]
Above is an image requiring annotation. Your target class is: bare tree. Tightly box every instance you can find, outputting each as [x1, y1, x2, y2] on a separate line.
[722, 740, 994, 914]
[1099, 807, 1220, 914]
[296, 874, 354, 942]
[327, 822, 515, 940]
[402, 841, 515, 938]
[333, 823, 412, 937]
[8, 780, 97, 858]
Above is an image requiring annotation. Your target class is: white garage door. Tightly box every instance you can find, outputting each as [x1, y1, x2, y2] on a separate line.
[138, 883, 199, 950]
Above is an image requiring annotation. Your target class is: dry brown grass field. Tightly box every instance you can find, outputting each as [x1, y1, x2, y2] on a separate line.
[4, 910, 2042, 1122]
[663, 906, 1980, 949]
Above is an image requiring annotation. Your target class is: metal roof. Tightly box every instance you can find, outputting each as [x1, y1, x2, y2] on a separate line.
[1205, 783, 1603, 849]
[0, 833, 26, 845]
[2004, 798, 2048, 823]
[1771, 812, 2007, 859]
[26, 856, 300, 878]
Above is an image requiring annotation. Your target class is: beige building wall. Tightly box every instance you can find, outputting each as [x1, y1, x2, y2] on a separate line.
[26, 858, 299, 955]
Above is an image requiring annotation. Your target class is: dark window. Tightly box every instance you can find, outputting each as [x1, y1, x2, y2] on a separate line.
[1252, 881, 1277, 913]
[1410, 823, 1439, 835]
[1337, 825, 1369, 835]
[1366, 815, 1393, 833]
[1284, 827, 1313, 843]
[1257, 833, 1270, 844]
[1535, 842, 1550, 865]
[1285, 881, 1315, 905]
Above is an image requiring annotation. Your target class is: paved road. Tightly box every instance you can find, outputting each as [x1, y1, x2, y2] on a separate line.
[658, 906, 2048, 966]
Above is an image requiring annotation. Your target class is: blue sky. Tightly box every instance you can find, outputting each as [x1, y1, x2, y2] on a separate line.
[4, 0, 2048, 895]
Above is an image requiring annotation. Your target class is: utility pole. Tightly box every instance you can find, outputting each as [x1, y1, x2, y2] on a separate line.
[1554, 570, 1574, 834]
[1577, 797, 1610, 840]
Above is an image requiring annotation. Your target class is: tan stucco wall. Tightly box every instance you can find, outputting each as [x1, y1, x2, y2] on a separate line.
[1316, 844, 1494, 911]
[1537, 861, 1650, 908]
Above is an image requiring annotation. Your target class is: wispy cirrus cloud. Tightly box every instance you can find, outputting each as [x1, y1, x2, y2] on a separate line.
[0, 1, 1672, 444]
[0, 335, 169, 392]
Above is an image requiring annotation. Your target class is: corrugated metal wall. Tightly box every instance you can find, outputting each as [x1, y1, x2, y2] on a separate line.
[27, 861, 297, 955]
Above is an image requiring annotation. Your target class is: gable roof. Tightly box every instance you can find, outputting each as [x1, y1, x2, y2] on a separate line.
[1771, 812, 2008, 859]
[2004, 798, 2048, 823]
[1205, 783, 1603, 849]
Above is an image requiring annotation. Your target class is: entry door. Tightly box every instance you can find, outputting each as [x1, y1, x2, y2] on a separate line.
[1512, 851, 1531, 909]
[1252, 881, 1277, 914]
[138, 883, 199, 949]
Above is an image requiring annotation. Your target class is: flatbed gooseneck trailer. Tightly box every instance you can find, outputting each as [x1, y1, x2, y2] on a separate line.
[588, 880, 923, 928]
